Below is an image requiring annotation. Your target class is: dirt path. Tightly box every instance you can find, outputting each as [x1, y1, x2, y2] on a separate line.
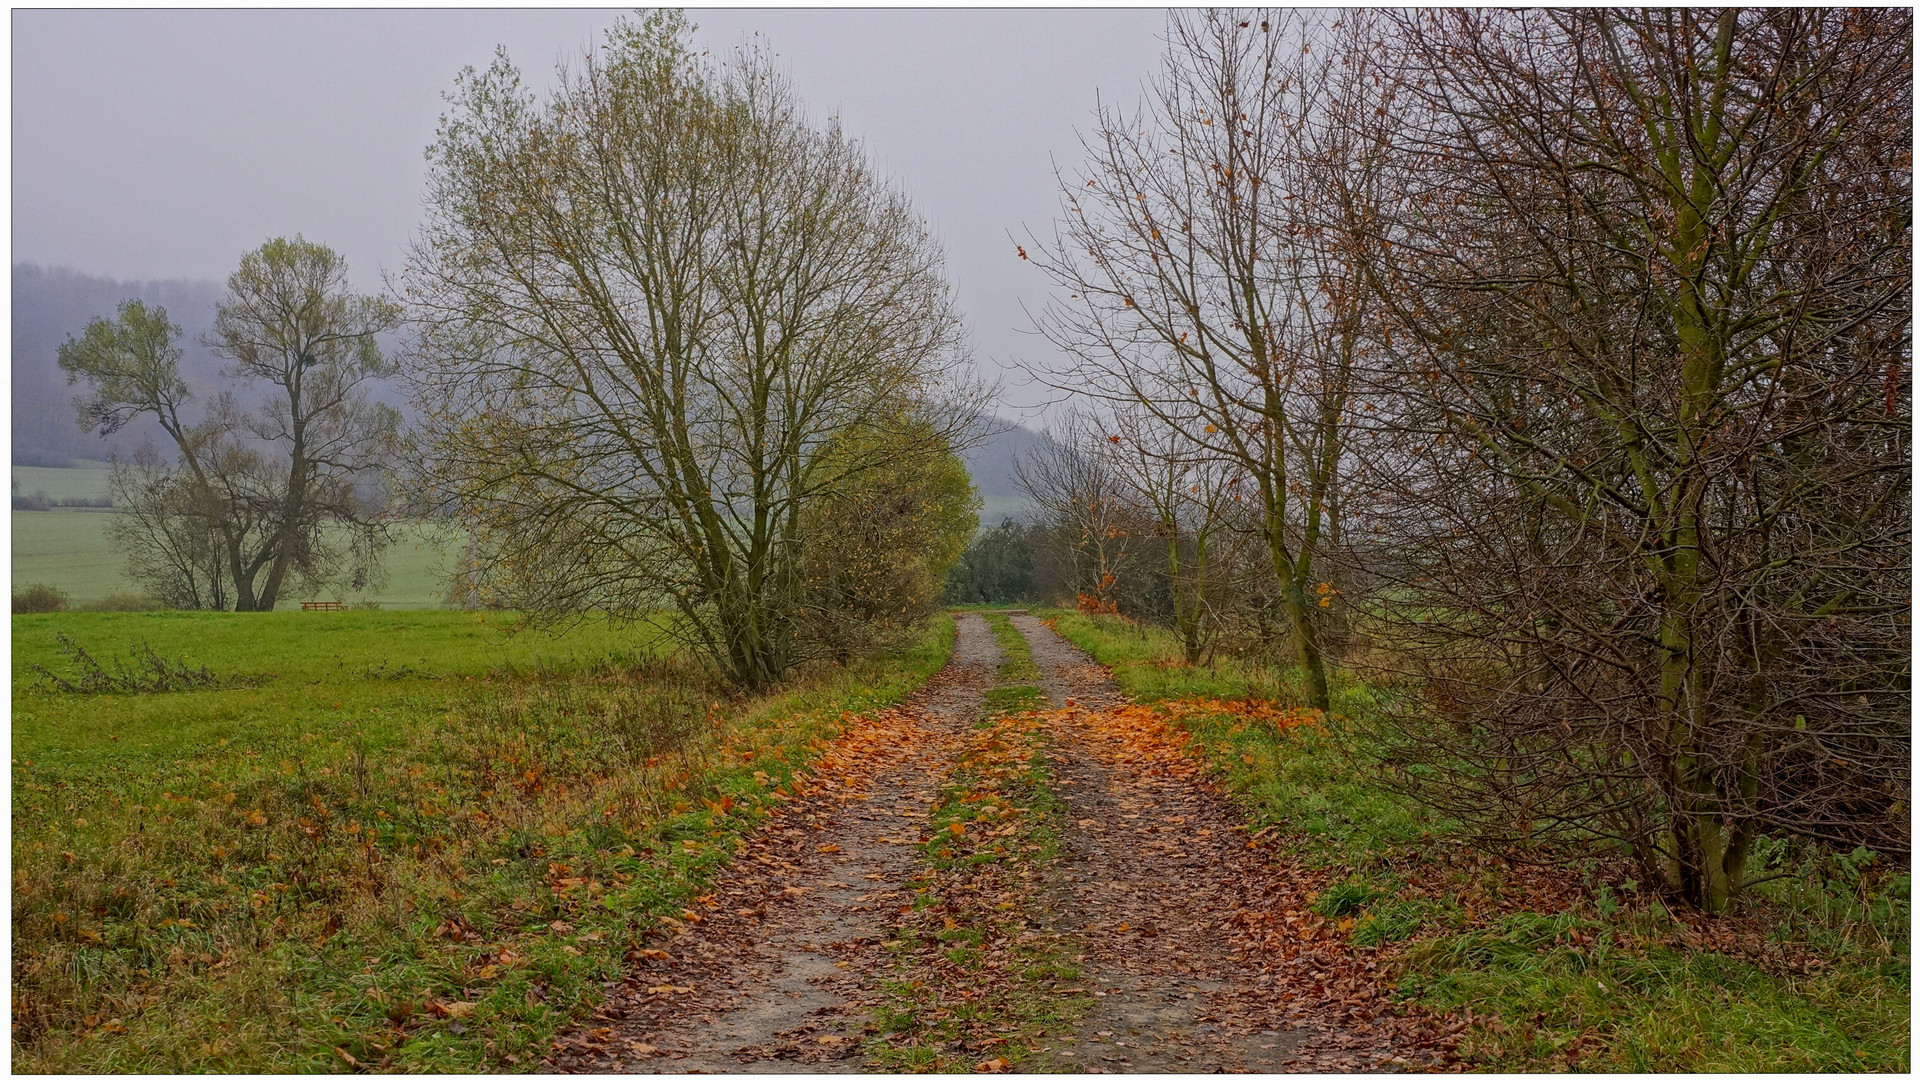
[550, 613, 998, 1073]
[1008, 615, 1301, 1072]
[1009, 614, 1428, 1073]
[552, 613, 1436, 1073]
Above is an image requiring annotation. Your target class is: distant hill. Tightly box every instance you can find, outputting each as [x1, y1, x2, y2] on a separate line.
[958, 416, 1050, 524]
[12, 264, 227, 465]
[12, 263, 414, 467]
[14, 263, 1053, 531]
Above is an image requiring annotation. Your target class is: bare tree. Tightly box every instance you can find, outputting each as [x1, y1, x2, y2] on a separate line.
[1026, 9, 1393, 710]
[106, 444, 231, 610]
[402, 13, 978, 688]
[1014, 414, 1142, 614]
[1356, 8, 1911, 911]
[1095, 405, 1240, 663]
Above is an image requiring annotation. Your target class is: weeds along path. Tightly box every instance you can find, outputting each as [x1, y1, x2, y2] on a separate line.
[1009, 614, 1438, 1073]
[548, 613, 997, 1073]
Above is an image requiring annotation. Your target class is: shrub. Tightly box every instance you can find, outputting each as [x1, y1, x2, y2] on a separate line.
[12, 584, 69, 614]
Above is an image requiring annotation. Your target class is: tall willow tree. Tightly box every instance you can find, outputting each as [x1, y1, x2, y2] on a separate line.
[402, 13, 975, 688]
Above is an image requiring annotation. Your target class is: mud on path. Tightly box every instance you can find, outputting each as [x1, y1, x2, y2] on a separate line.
[549, 613, 1000, 1073]
[1010, 614, 1433, 1073]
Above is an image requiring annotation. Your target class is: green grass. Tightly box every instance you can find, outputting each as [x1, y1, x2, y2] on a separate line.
[14, 611, 660, 766]
[13, 511, 468, 608]
[13, 610, 957, 1072]
[1036, 608, 1911, 1073]
[14, 460, 113, 502]
[980, 612, 1038, 687]
[13, 510, 141, 602]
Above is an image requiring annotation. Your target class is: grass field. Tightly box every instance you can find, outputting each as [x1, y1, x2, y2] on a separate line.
[12, 462, 1023, 608]
[1038, 609, 1911, 1073]
[976, 495, 1032, 528]
[13, 509, 468, 609]
[12, 610, 956, 1071]
[13, 460, 113, 503]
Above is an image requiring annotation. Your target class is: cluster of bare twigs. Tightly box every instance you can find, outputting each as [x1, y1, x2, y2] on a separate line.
[29, 632, 259, 694]
[1017, 8, 1909, 912]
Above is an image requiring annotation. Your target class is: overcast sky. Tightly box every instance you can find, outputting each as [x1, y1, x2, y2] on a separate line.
[11, 7, 1173, 417]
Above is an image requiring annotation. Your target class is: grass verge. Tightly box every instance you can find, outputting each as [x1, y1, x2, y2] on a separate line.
[1037, 608, 1910, 1072]
[13, 613, 955, 1072]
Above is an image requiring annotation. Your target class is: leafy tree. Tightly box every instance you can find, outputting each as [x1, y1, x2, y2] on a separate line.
[945, 520, 1040, 605]
[797, 422, 979, 662]
[207, 237, 401, 609]
[59, 239, 400, 610]
[403, 13, 979, 687]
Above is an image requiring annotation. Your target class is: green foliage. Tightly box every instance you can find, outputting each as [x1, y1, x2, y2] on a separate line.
[12, 611, 956, 1072]
[406, 11, 974, 689]
[799, 422, 980, 662]
[55, 300, 187, 437]
[944, 520, 1039, 604]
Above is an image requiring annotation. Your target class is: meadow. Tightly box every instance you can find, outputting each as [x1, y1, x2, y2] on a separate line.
[1039, 610, 1911, 1073]
[12, 609, 955, 1071]
[13, 461, 113, 503]
[13, 460, 468, 609]
[13, 464, 1022, 611]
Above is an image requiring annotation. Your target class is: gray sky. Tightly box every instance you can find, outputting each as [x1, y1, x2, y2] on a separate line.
[11, 7, 1173, 417]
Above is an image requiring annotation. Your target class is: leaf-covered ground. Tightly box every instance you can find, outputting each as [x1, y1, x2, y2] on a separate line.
[552, 613, 1455, 1073]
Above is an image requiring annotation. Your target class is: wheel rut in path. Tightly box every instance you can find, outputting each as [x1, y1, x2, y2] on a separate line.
[548, 613, 997, 1074]
[1010, 614, 1424, 1073]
